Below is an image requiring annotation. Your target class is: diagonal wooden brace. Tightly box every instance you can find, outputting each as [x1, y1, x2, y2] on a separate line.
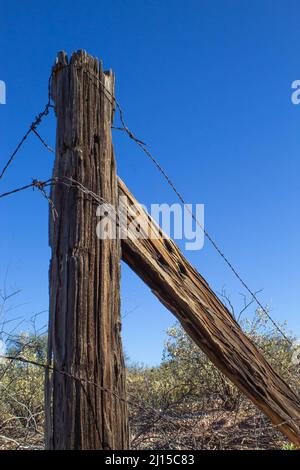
[118, 177, 300, 447]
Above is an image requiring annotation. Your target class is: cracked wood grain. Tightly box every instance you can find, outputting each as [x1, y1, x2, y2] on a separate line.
[46, 50, 129, 450]
[119, 177, 300, 447]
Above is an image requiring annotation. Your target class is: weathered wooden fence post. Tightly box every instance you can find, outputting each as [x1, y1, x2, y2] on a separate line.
[45, 50, 129, 449]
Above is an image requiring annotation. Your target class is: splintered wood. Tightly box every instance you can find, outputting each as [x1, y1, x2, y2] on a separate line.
[119, 178, 300, 447]
[47, 49, 300, 450]
[46, 51, 128, 450]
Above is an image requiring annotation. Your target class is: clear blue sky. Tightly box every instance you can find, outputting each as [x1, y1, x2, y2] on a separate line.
[0, 0, 299, 365]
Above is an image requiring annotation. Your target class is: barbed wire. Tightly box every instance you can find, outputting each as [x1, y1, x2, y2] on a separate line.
[0, 353, 299, 439]
[1, 355, 130, 405]
[0, 173, 296, 378]
[0, 104, 54, 181]
[0, 176, 104, 209]
[0, 71, 54, 181]
[0, 353, 206, 437]
[0, 172, 293, 353]
[0, 62, 293, 347]
[0, 61, 299, 449]
[0, 180, 48, 199]
[32, 129, 54, 154]
[62, 64, 292, 344]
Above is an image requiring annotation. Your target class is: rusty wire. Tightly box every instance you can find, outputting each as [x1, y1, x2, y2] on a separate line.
[47, 62, 292, 345]
[0, 353, 299, 434]
[0, 353, 203, 438]
[0, 59, 298, 450]
[0, 69, 54, 181]
[0, 61, 294, 354]
[0, 104, 54, 181]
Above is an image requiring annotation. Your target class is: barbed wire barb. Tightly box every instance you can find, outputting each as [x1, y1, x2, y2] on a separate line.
[0, 101, 54, 181]
[0, 61, 293, 354]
